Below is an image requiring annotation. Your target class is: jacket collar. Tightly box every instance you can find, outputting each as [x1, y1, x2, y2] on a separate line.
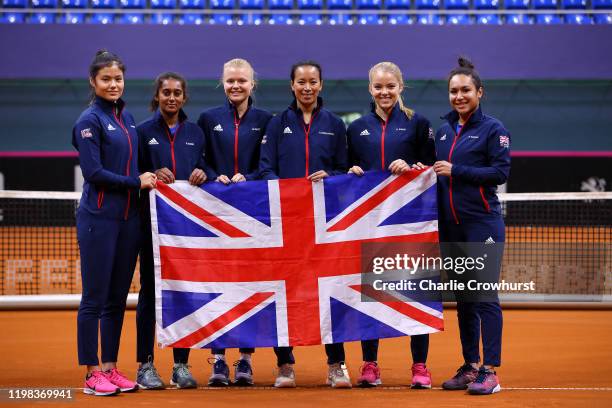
[226, 96, 253, 111]
[289, 96, 324, 114]
[442, 105, 485, 129]
[93, 96, 125, 116]
[370, 101, 401, 122]
[154, 108, 187, 128]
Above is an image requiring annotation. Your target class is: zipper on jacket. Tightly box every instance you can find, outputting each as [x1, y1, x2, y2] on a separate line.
[302, 111, 318, 177]
[447, 112, 473, 225]
[164, 124, 182, 177]
[113, 108, 133, 220]
[380, 120, 387, 170]
[97, 189, 105, 209]
[233, 110, 241, 176]
[479, 186, 491, 212]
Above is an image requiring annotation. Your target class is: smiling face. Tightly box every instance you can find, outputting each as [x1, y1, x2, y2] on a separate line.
[369, 68, 403, 114]
[90, 63, 124, 102]
[156, 78, 185, 118]
[291, 65, 322, 110]
[448, 73, 483, 120]
[223, 65, 254, 107]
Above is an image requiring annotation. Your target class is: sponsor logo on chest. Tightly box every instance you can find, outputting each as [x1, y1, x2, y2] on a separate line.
[360, 129, 370, 136]
[283, 127, 293, 134]
[107, 123, 116, 131]
[213, 124, 223, 132]
[148, 138, 159, 145]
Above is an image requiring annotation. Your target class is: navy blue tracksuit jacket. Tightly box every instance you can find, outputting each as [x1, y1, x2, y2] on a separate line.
[347, 103, 435, 170]
[198, 98, 272, 180]
[435, 106, 511, 224]
[138, 109, 206, 178]
[72, 96, 140, 220]
[259, 98, 348, 180]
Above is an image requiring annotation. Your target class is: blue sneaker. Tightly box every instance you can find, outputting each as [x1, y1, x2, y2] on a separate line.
[208, 359, 230, 387]
[467, 367, 501, 395]
[233, 359, 254, 386]
[136, 361, 165, 390]
[170, 363, 197, 389]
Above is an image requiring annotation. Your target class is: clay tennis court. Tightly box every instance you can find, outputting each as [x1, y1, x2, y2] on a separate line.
[1, 308, 611, 407]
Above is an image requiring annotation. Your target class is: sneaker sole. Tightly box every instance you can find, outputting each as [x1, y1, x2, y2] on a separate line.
[411, 383, 432, 389]
[207, 379, 229, 387]
[233, 377, 254, 386]
[170, 380, 198, 389]
[118, 386, 139, 393]
[83, 388, 119, 396]
[442, 383, 470, 390]
[137, 383, 165, 390]
[274, 379, 296, 388]
[468, 384, 501, 395]
[326, 379, 352, 389]
[357, 379, 381, 388]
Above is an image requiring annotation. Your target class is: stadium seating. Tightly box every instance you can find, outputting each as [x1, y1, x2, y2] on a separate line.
[1, 0, 611, 25]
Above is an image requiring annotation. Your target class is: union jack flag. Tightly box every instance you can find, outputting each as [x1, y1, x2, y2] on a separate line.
[151, 169, 443, 349]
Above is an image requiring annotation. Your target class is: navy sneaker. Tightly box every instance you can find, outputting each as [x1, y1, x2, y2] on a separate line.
[170, 363, 197, 389]
[208, 359, 230, 387]
[136, 361, 165, 390]
[233, 359, 254, 386]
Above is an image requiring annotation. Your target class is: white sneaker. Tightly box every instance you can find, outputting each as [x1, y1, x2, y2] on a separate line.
[274, 364, 296, 388]
[327, 363, 352, 388]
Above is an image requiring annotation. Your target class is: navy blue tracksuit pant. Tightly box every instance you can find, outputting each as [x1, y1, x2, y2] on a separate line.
[77, 210, 140, 366]
[136, 209, 190, 364]
[361, 335, 429, 363]
[438, 216, 504, 367]
[274, 343, 345, 366]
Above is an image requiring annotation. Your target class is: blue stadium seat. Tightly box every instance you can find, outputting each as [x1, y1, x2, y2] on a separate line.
[476, 13, 501, 24]
[446, 13, 472, 24]
[210, 13, 234, 24]
[239, 0, 263, 8]
[562, 0, 586, 8]
[357, 13, 383, 23]
[506, 13, 532, 23]
[297, 0, 322, 9]
[237, 13, 263, 23]
[564, 13, 592, 23]
[386, 0, 410, 8]
[178, 12, 204, 23]
[415, 0, 440, 9]
[328, 0, 352, 9]
[56, 12, 85, 23]
[592, 0, 612, 8]
[88, 13, 114, 23]
[269, 0, 291, 8]
[298, 13, 322, 24]
[120, 0, 146, 8]
[328, 13, 353, 24]
[28, 12, 55, 23]
[118, 12, 145, 23]
[180, 0, 205, 8]
[3, 0, 28, 7]
[151, 0, 177, 8]
[2, 12, 26, 23]
[473, 0, 498, 9]
[444, 0, 469, 9]
[31, 0, 57, 7]
[150, 13, 174, 23]
[533, 0, 556, 8]
[388, 13, 412, 24]
[416, 14, 443, 23]
[356, 0, 382, 9]
[211, 0, 235, 8]
[535, 14, 562, 23]
[91, 0, 116, 7]
[61, 0, 87, 7]
[593, 13, 612, 24]
[267, 13, 293, 24]
[505, 0, 529, 8]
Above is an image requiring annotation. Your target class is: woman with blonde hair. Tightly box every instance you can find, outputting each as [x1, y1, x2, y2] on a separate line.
[197, 58, 272, 386]
[346, 61, 436, 388]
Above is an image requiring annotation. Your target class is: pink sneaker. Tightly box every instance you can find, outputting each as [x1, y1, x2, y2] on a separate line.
[357, 362, 381, 387]
[103, 368, 139, 393]
[83, 370, 119, 396]
[411, 363, 432, 389]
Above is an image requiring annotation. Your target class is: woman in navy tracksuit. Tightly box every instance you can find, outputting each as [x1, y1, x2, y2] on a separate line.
[347, 62, 436, 389]
[74, 50, 157, 397]
[434, 57, 510, 395]
[197, 58, 272, 387]
[259, 61, 349, 389]
[136, 72, 206, 390]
